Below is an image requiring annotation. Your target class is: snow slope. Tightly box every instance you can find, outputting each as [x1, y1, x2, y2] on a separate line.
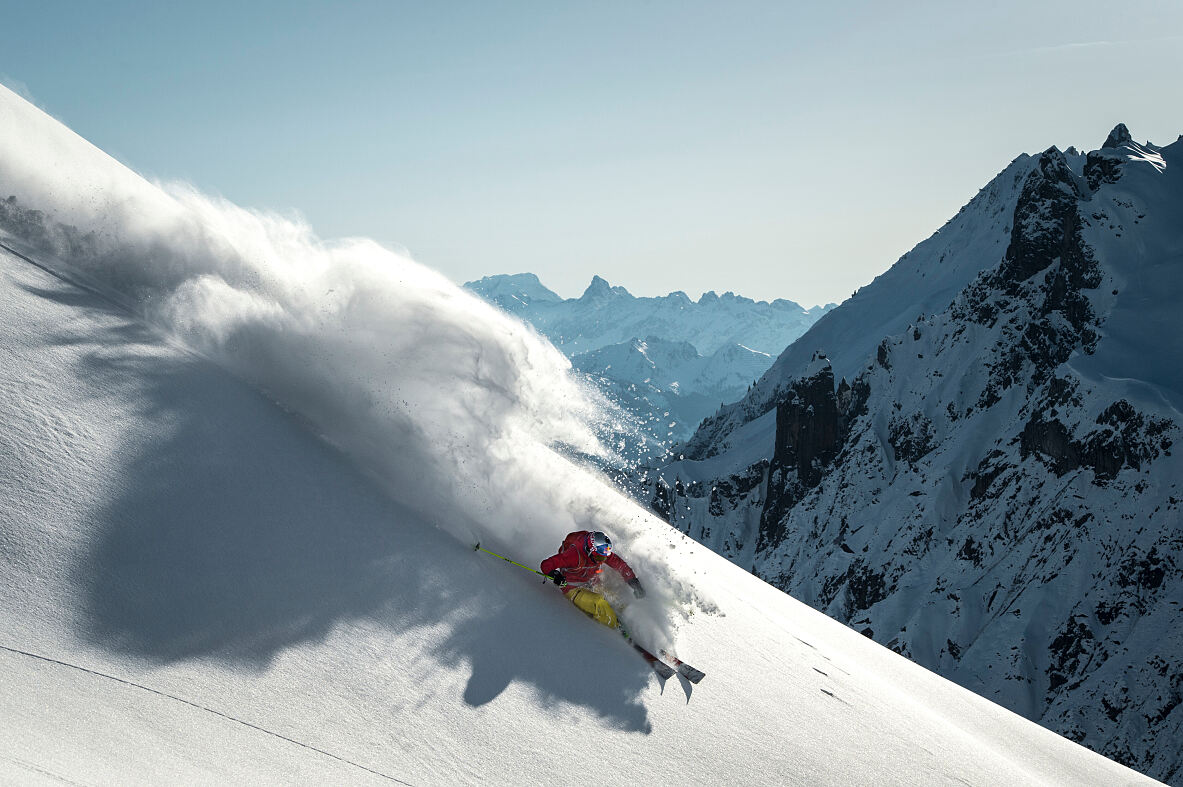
[0, 84, 1154, 785]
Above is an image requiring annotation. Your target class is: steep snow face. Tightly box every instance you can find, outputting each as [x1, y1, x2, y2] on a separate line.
[0, 83, 695, 650]
[0, 244, 1156, 786]
[683, 152, 1039, 467]
[1070, 140, 1181, 411]
[651, 129, 1183, 782]
[0, 91, 1156, 786]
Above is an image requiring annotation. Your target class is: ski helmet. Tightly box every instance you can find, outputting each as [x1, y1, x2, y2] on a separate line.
[586, 531, 613, 562]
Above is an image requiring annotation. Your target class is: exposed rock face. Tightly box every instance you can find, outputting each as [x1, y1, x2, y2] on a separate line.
[1103, 123, 1133, 149]
[1021, 399, 1173, 481]
[644, 127, 1183, 782]
[1087, 123, 1156, 191]
[757, 359, 867, 552]
[1085, 151, 1124, 191]
[953, 147, 1102, 409]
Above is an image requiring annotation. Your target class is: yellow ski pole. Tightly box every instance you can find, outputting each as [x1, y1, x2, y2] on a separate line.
[473, 542, 547, 578]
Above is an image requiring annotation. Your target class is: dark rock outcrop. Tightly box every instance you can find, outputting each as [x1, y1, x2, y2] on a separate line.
[1085, 153, 1124, 191]
[756, 359, 868, 551]
[1102, 123, 1133, 150]
[1021, 400, 1173, 482]
[955, 147, 1102, 409]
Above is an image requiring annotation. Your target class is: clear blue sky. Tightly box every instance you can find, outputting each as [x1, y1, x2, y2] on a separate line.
[3, 1, 1181, 307]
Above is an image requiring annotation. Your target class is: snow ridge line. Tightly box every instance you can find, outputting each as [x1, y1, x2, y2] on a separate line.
[0, 644, 413, 785]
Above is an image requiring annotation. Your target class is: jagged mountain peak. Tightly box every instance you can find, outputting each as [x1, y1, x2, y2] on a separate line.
[467, 274, 832, 358]
[682, 126, 1176, 464]
[1102, 123, 1133, 149]
[1038, 144, 1069, 166]
[464, 271, 833, 457]
[681, 151, 1040, 462]
[579, 274, 633, 301]
[1035, 146, 1081, 191]
[582, 274, 610, 298]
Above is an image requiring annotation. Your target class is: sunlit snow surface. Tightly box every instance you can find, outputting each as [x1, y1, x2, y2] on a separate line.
[0, 84, 1155, 784]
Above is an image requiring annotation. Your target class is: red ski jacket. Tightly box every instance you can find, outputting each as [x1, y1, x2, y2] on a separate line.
[540, 531, 637, 588]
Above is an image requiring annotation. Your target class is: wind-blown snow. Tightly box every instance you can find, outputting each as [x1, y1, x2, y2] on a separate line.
[0, 84, 703, 644]
[0, 84, 1155, 784]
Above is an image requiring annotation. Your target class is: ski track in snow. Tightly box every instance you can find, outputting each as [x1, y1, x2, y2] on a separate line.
[0, 645, 412, 785]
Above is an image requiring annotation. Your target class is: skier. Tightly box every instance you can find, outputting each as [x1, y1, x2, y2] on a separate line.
[540, 530, 645, 630]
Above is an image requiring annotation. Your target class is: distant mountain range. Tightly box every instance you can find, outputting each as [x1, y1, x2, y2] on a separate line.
[465, 274, 834, 456]
[644, 124, 1183, 782]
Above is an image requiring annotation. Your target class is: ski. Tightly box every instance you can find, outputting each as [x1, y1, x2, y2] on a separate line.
[633, 642, 676, 680]
[619, 629, 675, 680]
[660, 651, 706, 684]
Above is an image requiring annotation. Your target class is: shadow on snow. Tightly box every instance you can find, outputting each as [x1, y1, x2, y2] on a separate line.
[20, 277, 655, 733]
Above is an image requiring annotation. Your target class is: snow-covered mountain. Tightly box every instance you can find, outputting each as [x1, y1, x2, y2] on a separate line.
[0, 83, 1156, 784]
[573, 336, 773, 402]
[467, 272, 832, 357]
[570, 336, 771, 454]
[650, 125, 1183, 783]
[466, 273, 831, 453]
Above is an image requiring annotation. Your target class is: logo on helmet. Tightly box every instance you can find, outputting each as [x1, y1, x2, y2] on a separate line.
[587, 531, 613, 562]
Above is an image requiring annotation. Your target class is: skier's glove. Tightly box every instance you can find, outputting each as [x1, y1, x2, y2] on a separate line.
[548, 570, 567, 587]
[628, 578, 646, 599]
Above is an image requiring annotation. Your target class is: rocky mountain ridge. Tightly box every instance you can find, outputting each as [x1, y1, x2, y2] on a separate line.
[466, 273, 833, 454]
[466, 273, 833, 356]
[647, 125, 1183, 783]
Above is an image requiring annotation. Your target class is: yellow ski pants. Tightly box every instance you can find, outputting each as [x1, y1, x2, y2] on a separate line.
[564, 587, 619, 629]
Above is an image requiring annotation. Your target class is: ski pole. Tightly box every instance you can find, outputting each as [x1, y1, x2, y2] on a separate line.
[473, 542, 546, 578]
